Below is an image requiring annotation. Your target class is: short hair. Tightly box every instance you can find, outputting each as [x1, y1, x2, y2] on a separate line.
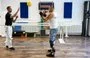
[7, 6, 11, 10]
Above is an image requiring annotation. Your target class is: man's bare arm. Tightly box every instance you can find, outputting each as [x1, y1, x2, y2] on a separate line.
[11, 8, 19, 18]
[12, 16, 18, 22]
[43, 13, 54, 22]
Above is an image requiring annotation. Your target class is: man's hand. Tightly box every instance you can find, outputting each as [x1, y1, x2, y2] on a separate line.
[16, 16, 18, 19]
[11, 8, 20, 18]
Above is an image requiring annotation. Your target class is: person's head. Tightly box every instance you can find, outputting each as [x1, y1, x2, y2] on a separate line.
[49, 6, 54, 13]
[7, 6, 12, 13]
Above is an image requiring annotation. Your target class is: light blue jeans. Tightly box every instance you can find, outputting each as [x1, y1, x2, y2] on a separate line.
[49, 28, 58, 48]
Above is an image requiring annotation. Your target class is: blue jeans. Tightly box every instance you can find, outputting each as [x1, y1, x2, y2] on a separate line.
[49, 28, 58, 48]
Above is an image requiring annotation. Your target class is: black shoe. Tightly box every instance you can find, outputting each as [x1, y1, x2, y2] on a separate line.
[48, 49, 55, 52]
[5, 46, 9, 49]
[9, 47, 15, 51]
[46, 52, 55, 57]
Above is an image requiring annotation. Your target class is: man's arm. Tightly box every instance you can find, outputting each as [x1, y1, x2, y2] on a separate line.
[11, 8, 19, 18]
[43, 13, 54, 22]
[12, 16, 18, 22]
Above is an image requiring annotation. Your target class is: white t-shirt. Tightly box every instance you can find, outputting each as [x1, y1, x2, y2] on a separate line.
[49, 12, 58, 29]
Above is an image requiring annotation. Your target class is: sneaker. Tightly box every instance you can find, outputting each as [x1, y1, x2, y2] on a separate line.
[5, 46, 9, 49]
[48, 49, 55, 52]
[9, 47, 15, 51]
[48, 49, 52, 52]
[46, 52, 55, 57]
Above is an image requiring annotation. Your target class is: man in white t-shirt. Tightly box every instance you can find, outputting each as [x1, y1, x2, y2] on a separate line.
[42, 6, 58, 57]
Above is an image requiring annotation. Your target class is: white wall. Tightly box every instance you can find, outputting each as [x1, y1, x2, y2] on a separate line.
[0, 0, 2, 36]
[0, 0, 89, 36]
[1, 0, 41, 22]
[54, 0, 89, 35]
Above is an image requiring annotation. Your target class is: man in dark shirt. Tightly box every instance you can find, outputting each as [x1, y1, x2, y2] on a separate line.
[5, 13, 13, 26]
[5, 6, 19, 50]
